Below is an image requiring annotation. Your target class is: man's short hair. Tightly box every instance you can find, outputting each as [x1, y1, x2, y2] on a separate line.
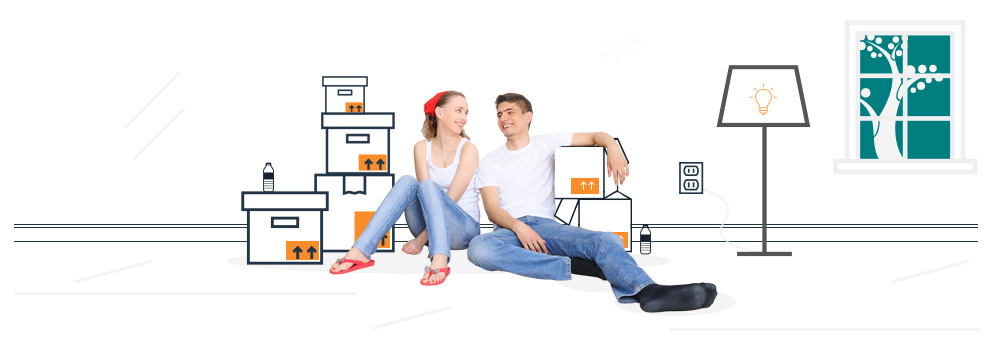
[495, 93, 533, 113]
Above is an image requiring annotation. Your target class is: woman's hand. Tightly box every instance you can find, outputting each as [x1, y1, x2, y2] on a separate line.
[402, 231, 428, 255]
[402, 239, 424, 255]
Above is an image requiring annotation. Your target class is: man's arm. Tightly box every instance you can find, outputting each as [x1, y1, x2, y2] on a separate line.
[480, 186, 548, 254]
[571, 132, 629, 186]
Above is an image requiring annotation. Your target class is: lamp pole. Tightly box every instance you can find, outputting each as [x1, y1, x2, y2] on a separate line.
[763, 126, 767, 252]
[738, 126, 792, 256]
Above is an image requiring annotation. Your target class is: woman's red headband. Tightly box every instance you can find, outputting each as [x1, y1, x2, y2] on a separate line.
[424, 91, 449, 117]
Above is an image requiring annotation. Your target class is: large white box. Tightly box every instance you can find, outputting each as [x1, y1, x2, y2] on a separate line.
[324, 127, 392, 174]
[555, 146, 606, 199]
[241, 191, 328, 264]
[554, 194, 632, 252]
[315, 174, 396, 252]
[322, 113, 394, 174]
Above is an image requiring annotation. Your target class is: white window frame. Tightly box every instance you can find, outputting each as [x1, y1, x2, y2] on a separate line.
[835, 21, 975, 174]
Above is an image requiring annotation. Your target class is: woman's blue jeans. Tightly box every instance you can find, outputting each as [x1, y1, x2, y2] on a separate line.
[353, 175, 480, 261]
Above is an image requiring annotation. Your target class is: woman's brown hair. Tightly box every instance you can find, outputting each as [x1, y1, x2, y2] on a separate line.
[422, 91, 470, 140]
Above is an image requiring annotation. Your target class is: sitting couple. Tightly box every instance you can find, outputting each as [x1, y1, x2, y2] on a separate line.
[329, 91, 717, 312]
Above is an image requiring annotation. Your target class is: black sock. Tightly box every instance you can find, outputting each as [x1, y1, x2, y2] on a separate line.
[636, 283, 717, 312]
[570, 257, 607, 280]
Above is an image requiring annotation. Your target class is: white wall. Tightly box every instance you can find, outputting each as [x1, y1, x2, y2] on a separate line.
[2, 0, 996, 231]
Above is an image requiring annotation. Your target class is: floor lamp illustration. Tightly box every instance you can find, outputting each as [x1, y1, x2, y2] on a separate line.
[717, 65, 809, 256]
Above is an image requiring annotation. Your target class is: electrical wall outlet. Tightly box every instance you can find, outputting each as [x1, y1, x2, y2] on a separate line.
[679, 162, 703, 194]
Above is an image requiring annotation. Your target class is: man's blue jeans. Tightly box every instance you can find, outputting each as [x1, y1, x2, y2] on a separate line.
[353, 175, 480, 261]
[467, 216, 655, 303]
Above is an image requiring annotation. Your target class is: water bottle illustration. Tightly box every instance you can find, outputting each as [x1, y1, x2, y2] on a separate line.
[263, 162, 274, 192]
[639, 224, 651, 255]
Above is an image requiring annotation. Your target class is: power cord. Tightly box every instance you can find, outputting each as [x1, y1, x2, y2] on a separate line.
[705, 190, 751, 252]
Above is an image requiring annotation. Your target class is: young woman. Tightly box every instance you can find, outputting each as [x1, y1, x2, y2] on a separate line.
[329, 91, 480, 286]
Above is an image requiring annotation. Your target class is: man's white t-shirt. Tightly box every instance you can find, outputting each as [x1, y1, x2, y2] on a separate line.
[475, 133, 574, 220]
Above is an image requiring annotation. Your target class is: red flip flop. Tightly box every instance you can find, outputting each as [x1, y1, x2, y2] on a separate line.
[329, 258, 375, 275]
[420, 266, 451, 286]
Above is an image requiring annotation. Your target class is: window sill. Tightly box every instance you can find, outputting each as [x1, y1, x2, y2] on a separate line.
[833, 159, 977, 174]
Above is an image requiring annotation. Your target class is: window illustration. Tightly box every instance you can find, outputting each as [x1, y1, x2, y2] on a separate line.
[858, 34, 951, 159]
[838, 22, 974, 174]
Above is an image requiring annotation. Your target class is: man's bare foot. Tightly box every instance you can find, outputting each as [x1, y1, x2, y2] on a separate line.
[329, 248, 369, 273]
[402, 238, 426, 255]
[421, 254, 449, 284]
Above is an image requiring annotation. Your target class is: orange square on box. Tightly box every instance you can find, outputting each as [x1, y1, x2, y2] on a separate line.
[612, 232, 629, 249]
[571, 178, 600, 194]
[355, 211, 391, 248]
[358, 154, 387, 171]
[345, 102, 364, 113]
[285, 241, 319, 260]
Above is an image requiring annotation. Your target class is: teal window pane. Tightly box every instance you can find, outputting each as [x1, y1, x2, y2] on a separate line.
[895, 121, 903, 154]
[860, 78, 902, 117]
[907, 35, 950, 74]
[907, 78, 950, 116]
[907, 121, 950, 159]
[859, 121, 903, 159]
[860, 35, 903, 73]
[860, 121, 876, 159]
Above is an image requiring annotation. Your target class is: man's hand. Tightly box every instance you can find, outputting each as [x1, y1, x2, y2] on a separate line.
[513, 222, 548, 254]
[607, 144, 629, 186]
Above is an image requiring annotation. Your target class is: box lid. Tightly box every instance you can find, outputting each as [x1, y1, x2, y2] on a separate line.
[241, 192, 329, 211]
[322, 112, 394, 129]
[322, 76, 367, 87]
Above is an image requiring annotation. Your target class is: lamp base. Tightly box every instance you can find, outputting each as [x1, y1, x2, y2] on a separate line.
[737, 251, 792, 256]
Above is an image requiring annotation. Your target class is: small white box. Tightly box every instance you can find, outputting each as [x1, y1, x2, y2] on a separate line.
[555, 146, 606, 199]
[315, 174, 396, 252]
[323, 76, 367, 113]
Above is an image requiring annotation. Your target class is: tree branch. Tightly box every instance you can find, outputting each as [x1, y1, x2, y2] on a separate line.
[860, 98, 878, 118]
[864, 39, 898, 74]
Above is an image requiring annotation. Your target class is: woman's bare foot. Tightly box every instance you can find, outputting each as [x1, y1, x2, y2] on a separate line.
[329, 248, 369, 273]
[402, 238, 426, 255]
[421, 254, 449, 284]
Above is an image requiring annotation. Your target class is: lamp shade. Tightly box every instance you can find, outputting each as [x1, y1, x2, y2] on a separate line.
[718, 65, 809, 128]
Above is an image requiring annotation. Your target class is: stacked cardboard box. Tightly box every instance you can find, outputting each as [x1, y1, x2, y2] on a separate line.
[553, 140, 633, 252]
[315, 76, 396, 252]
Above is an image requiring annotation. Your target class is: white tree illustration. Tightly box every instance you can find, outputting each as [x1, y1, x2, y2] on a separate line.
[859, 35, 942, 159]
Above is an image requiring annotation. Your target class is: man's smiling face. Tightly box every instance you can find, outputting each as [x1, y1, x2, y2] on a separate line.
[496, 101, 531, 138]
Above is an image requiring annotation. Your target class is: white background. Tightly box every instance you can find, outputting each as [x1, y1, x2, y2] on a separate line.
[2, 0, 995, 348]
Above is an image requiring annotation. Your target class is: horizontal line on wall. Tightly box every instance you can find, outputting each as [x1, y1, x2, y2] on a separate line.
[14, 241, 247, 243]
[644, 240, 977, 243]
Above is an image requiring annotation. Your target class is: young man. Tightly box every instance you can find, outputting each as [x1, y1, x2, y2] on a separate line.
[467, 93, 717, 312]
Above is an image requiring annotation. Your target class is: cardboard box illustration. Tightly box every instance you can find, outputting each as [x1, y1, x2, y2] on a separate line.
[323, 76, 367, 114]
[554, 194, 633, 252]
[315, 174, 395, 252]
[322, 113, 394, 174]
[555, 146, 606, 199]
[241, 192, 328, 264]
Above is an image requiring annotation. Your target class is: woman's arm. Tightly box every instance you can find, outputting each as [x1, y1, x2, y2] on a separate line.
[446, 142, 479, 202]
[413, 140, 430, 182]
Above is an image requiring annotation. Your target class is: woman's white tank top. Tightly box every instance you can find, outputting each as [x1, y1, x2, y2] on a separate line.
[426, 138, 480, 223]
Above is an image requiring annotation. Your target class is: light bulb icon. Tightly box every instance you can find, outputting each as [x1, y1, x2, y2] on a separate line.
[753, 84, 775, 116]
